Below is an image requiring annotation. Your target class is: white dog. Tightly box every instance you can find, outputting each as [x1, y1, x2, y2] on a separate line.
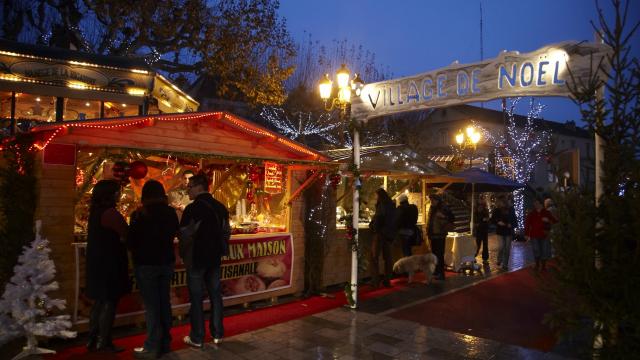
[393, 253, 438, 284]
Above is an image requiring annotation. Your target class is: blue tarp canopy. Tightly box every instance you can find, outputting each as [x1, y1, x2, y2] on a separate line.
[439, 168, 525, 193]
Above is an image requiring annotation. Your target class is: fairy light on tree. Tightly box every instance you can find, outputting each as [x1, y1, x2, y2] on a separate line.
[478, 98, 551, 229]
[260, 107, 341, 145]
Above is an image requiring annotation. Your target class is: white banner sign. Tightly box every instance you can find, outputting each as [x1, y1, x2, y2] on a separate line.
[351, 41, 611, 120]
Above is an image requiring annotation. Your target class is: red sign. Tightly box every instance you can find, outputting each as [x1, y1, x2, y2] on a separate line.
[73, 233, 294, 322]
[43, 143, 76, 165]
[264, 161, 283, 194]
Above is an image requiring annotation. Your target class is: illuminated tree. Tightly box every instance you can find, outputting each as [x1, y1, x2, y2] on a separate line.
[480, 97, 551, 228]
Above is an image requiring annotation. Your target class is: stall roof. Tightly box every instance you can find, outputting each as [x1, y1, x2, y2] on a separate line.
[28, 111, 332, 164]
[324, 145, 463, 181]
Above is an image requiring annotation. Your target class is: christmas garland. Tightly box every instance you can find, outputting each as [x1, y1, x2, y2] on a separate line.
[343, 152, 365, 307]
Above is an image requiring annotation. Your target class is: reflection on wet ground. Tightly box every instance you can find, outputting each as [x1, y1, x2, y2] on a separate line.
[161, 235, 574, 359]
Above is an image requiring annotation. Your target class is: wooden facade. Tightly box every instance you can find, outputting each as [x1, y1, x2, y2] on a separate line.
[28, 111, 332, 328]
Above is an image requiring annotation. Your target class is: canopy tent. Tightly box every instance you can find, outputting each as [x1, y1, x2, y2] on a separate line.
[326, 145, 462, 181]
[428, 167, 525, 232]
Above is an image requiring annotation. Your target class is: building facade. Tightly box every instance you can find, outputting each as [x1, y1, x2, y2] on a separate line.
[0, 39, 198, 135]
[410, 104, 594, 191]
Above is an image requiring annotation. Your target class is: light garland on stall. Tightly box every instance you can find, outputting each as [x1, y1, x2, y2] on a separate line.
[17, 112, 324, 160]
[307, 173, 332, 251]
[477, 98, 551, 229]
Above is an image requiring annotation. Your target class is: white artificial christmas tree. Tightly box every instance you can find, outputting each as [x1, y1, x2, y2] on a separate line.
[0, 221, 76, 359]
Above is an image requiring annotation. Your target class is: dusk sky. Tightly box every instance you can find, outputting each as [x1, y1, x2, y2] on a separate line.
[278, 0, 640, 124]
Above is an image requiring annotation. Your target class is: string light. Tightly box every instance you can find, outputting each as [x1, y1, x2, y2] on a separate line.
[260, 107, 340, 144]
[19, 112, 325, 160]
[478, 98, 551, 229]
[306, 173, 332, 251]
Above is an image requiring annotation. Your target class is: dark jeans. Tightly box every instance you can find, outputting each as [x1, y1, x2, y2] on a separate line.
[475, 231, 489, 261]
[430, 235, 446, 278]
[135, 264, 174, 352]
[187, 266, 224, 343]
[88, 298, 118, 345]
[370, 233, 393, 285]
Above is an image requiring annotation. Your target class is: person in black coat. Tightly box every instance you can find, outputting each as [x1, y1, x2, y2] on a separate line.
[427, 194, 455, 280]
[86, 180, 129, 353]
[396, 194, 419, 257]
[491, 198, 518, 271]
[128, 180, 179, 359]
[180, 174, 229, 348]
[474, 199, 490, 263]
[369, 188, 396, 288]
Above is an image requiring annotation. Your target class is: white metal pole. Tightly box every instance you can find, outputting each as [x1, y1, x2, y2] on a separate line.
[470, 183, 475, 234]
[351, 125, 360, 308]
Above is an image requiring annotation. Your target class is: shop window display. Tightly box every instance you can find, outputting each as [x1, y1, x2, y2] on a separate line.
[64, 98, 101, 121]
[73, 149, 288, 236]
[335, 176, 423, 228]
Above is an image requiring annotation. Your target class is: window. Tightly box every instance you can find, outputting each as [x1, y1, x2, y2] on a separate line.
[0, 91, 11, 120]
[104, 102, 138, 118]
[14, 93, 57, 126]
[64, 98, 101, 121]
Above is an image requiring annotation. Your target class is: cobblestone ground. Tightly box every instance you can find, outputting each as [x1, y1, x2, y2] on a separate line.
[156, 235, 574, 360]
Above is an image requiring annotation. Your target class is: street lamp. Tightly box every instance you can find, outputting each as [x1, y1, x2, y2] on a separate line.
[319, 64, 364, 309]
[455, 125, 481, 168]
[455, 125, 482, 235]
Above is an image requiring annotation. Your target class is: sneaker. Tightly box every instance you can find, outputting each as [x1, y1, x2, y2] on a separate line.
[183, 336, 203, 349]
[133, 347, 157, 359]
[213, 338, 223, 345]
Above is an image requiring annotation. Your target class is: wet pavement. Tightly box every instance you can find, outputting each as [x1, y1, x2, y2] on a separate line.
[153, 235, 575, 359]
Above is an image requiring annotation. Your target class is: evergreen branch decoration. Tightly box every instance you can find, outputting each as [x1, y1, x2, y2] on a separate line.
[0, 134, 38, 291]
[543, 1, 640, 357]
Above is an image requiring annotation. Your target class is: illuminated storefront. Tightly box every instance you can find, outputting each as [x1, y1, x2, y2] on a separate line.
[0, 39, 198, 135]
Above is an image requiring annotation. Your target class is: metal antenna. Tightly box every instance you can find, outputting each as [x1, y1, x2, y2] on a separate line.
[480, 1, 484, 108]
[480, 1, 484, 62]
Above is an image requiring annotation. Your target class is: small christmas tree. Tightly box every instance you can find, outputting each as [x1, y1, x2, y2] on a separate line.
[0, 221, 76, 359]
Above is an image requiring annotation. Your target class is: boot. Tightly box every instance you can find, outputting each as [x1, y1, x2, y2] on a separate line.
[96, 337, 124, 353]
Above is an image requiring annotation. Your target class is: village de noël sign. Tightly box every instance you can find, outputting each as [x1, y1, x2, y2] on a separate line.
[351, 41, 611, 120]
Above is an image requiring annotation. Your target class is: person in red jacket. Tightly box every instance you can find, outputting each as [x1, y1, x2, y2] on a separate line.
[525, 198, 557, 272]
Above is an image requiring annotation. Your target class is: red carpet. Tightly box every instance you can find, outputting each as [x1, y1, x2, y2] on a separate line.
[389, 267, 556, 351]
[47, 271, 454, 359]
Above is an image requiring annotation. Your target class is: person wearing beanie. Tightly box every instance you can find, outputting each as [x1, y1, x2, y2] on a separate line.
[396, 194, 419, 257]
[127, 180, 179, 359]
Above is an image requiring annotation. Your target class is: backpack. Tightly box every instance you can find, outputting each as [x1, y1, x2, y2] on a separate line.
[196, 198, 231, 257]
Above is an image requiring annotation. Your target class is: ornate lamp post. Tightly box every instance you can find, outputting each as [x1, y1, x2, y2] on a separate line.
[319, 64, 364, 308]
[455, 125, 481, 168]
[455, 125, 481, 233]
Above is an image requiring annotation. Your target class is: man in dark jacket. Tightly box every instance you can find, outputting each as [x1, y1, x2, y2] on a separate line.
[180, 174, 229, 348]
[369, 188, 396, 288]
[396, 194, 419, 257]
[427, 194, 455, 280]
[491, 198, 518, 271]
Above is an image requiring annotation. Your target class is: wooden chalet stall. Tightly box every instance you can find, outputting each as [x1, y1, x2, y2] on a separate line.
[321, 146, 463, 287]
[27, 111, 332, 328]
